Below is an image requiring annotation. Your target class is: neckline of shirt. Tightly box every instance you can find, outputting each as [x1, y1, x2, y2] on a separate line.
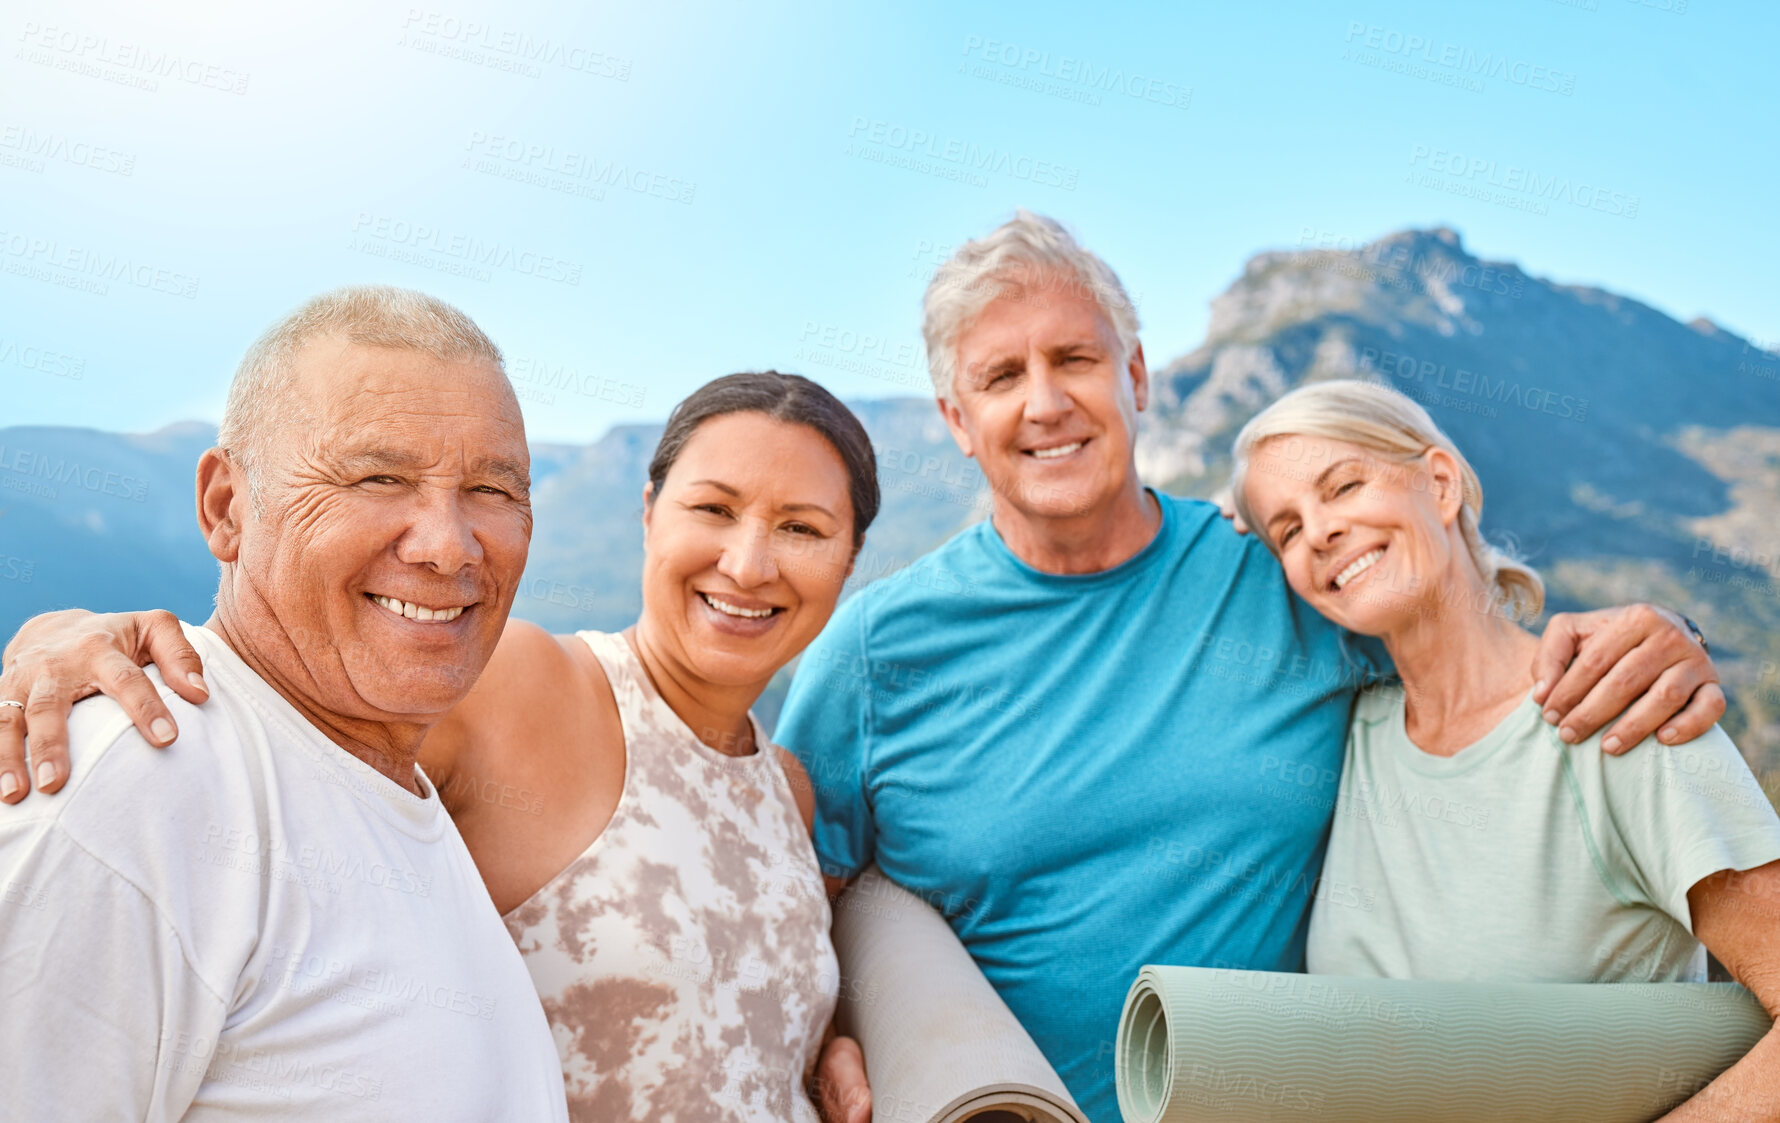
[1380, 686, 1550, 777]
[981, 487, 1175, 587]
[182, 622, 450, 840]
[593, 629, 775, 772]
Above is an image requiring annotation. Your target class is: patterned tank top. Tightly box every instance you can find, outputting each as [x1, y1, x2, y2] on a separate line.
[503, 630, 838, 1122]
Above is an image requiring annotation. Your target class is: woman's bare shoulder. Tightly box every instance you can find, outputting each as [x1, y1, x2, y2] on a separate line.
[423, 619, 601, 797]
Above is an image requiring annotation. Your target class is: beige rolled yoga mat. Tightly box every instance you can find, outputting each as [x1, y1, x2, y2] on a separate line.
[1115, 964, 1772, 1122]
[831, 866, 1089, 1123]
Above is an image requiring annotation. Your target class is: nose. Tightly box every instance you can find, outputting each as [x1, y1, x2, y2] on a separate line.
[1022, 361, 1072, 425]
[394, 485, 484, 575]
[715, 519, 778, 589]
[1303, 505, 1347, 554]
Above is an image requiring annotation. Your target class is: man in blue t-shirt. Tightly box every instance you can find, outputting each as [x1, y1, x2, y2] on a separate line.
[784, 211, 1725, 1123]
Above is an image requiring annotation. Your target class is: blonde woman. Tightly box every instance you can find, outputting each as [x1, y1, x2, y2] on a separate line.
[1232, 379, 1780, 1120]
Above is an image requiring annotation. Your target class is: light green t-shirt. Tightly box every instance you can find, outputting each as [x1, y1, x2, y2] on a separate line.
[1307, 683, 1780, 982]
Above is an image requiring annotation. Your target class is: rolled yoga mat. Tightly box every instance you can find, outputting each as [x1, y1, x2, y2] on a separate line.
[832, 866, 1089, 1123]
[1115, 965, 1772, 1122]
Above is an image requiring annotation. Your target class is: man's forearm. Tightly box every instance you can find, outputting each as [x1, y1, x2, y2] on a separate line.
[1661, 1024, 1780, 1121]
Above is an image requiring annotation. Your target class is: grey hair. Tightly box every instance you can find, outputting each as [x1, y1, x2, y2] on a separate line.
[217, 285, 505, 500]
[1230, 379, 1544, 623]
[921, 210, 1140, 401]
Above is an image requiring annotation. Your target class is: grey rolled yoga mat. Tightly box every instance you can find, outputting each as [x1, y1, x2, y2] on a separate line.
[1115, 965, 1772, 1122]
[831, 866, 1089, 1123]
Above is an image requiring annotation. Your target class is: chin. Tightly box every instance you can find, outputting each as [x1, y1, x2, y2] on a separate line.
[1013, 471, 1105, 519]
[354, 665, 480, 716]
[1321, 598, 1419, 639]
[688, 647, 779, 690]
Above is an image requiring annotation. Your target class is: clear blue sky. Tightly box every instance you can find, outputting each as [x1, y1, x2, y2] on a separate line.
[3, 0, 1774, 443]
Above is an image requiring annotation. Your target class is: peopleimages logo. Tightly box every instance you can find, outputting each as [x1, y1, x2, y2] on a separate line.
[15, 22, 251, 94]
[0, 228, 200, 298]
[463, 131, 695, 204]
[1342, 23, 1576, 95]
[0, 123, 135, 176]
[0, 443, 148, 502]
[846, 117, 1079, 190]
[347, 214, 583, 286]
[1407, 146, 1639, 219]
[959, 35, 1191, 109]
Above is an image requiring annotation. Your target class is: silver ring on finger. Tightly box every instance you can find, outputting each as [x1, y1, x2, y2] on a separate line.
[0, 700, 24, 711]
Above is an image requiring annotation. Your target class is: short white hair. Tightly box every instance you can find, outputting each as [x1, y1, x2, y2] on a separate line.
[921, 210, 1140, 401]
[1230, 379, 1544, 622]
[217, 285, 505, 496]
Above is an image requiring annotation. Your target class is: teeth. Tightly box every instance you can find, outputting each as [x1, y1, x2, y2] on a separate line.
[1030, 441, 1083, 460]
[702, 594, 775, 619]
[370, 595, 464, 622]
[1334, 548, 1384, 590]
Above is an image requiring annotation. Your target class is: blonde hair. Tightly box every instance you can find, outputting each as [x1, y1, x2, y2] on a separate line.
[218, 285, 505, 501]
[1230, 379, 1544, 622]
[922, 210, 1139, 402]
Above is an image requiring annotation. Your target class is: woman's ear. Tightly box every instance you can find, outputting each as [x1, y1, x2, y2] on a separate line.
[1422, 447, 1467, 526]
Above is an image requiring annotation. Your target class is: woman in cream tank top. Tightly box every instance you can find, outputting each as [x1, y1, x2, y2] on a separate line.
[505, 629, 837, 1121]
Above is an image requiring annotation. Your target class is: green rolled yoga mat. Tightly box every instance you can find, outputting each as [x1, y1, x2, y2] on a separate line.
[1116, 965, 1771, 1122]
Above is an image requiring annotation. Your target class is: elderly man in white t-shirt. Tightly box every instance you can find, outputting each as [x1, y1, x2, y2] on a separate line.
[0, 287, 569, 1121]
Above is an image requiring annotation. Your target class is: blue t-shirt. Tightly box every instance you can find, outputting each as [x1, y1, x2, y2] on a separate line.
[775, 493, 1383, 1123]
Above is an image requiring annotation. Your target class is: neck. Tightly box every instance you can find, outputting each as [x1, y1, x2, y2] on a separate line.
[1380, 567, 1541, 752]
[627, 619, 762, 757]
[992, 471, 1160, 575]
[205, 608, 429, 795]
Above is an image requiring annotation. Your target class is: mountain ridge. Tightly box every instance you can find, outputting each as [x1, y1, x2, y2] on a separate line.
[3, 227, 1776, 780]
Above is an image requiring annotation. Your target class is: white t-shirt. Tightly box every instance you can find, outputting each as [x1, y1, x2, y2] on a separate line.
[0, 624, 570, 1122]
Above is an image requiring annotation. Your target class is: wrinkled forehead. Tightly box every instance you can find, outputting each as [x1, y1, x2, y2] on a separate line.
[289, 339, 528, 470]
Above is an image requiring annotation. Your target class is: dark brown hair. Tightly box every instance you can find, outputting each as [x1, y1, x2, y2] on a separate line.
[646, 371, 879, 548]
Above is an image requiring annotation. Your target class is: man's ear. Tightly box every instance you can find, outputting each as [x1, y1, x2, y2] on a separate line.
[934, 393, 975, 459]
[1128, 340, 1150, 413]
[196, 448, 246, 562]
[1423, 447, 1467, 526]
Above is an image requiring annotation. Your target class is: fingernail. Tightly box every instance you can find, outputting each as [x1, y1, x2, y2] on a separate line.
[188, 673, 208, 695]
[1602, 735, 1620, 753]
[1532, 680, 1547, 700]
[151, 718, 175, 743]
[0, 773, 17, 799]
[1659, 727, 1676, 743]
[36, 761, 56, 789]
[1559, 726, 1577, 744]
[1542, 708, 1560, 725]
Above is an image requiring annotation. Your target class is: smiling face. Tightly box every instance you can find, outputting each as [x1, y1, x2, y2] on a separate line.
[1240, 434, 1474, 637]
[218, 335, 532, 720]
[938, 272, 1146, 525]
[639, 411, 855, 690]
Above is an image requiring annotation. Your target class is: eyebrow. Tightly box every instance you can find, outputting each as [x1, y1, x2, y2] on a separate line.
[1263, 456, 1364, 535]
[1313, 457, 1361, 488]
[685, 479, 838, 521]
[329, 448, 530, 493]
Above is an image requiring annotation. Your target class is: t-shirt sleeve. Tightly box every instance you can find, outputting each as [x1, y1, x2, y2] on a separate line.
[773, 593, 878, 882]
[0, 807, 228, 1119]
[1595, 724, 1780, 929]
